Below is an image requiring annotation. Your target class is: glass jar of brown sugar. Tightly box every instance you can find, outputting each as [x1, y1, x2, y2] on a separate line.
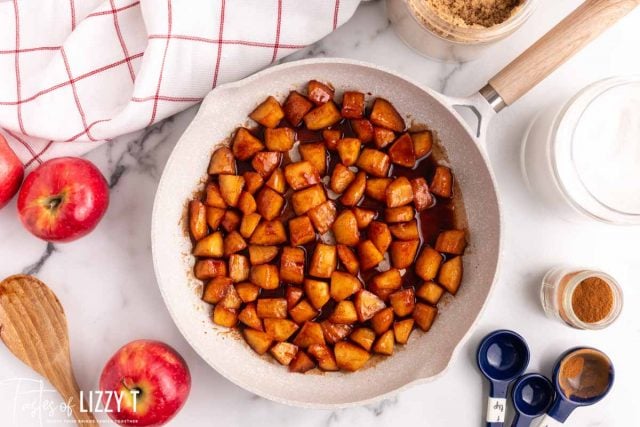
[540, 267, 623, 330]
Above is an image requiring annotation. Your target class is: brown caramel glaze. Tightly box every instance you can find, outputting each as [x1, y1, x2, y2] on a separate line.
[201, 110, 466, 328]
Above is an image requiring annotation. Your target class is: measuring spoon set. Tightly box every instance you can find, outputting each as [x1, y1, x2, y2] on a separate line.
[476, 330, 614, 427]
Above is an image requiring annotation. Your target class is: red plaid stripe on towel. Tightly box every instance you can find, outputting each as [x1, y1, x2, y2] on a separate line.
[0, 0, 359, 168]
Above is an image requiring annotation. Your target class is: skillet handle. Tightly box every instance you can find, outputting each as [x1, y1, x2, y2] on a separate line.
[485, 0, 639, 110]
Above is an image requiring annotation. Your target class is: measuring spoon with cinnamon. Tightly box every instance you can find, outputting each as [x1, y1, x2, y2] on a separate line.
[0, 275, 96, 425]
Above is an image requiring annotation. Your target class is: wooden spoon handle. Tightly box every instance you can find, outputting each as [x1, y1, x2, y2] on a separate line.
[52, 371, 97, 424]
[488, 0, 639, 106]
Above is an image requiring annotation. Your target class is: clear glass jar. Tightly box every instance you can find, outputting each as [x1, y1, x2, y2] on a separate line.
[386, 0, 537, 62]
[521, 76, 640, 225]
[540, 266, 623, 330]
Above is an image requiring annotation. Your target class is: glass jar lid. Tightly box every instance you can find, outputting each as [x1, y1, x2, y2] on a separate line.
[553, 76, 640, 224]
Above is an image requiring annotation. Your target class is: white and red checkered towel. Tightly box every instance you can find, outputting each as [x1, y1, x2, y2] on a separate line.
[0, 0, 359, 168]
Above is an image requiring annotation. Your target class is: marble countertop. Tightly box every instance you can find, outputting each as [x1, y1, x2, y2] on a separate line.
[1, 1, 639, 425]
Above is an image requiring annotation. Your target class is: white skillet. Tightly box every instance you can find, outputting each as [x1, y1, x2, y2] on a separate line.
[151, 0, 637, 408]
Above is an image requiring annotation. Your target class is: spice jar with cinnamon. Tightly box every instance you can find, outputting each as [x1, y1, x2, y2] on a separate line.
[540, 267, 623, 330]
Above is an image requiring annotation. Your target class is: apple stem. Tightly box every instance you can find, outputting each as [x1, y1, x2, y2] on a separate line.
[47, 196, 63, 211]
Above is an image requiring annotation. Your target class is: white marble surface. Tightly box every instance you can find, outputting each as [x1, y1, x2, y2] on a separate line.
[1, 0, 639, 425]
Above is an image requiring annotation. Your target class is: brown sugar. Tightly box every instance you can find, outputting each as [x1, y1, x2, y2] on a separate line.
[559, 350, 611, 400]
[571, 277, 614, 324]
[424, 0, 525, 28]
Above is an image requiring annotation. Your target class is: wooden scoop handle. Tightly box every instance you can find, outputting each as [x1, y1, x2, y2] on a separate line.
[50, 370, 98, 424]
[488, 0, 639, 106]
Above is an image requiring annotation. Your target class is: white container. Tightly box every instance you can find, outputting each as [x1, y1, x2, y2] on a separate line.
[386, 0, 536, 62]
[521, 76, 640, 225]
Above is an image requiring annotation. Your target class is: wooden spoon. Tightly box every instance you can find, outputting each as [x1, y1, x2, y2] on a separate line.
[0, 275, 96, 424]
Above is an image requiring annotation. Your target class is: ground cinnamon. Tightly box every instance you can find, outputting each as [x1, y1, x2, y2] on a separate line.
[559, 350, 611, 400]
[571, 277, 613, 323]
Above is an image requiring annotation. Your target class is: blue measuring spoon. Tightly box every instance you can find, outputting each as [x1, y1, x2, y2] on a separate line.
[477, 330, 530, 427]
[537, 347, 614, 426]
[510, 373, 554, 427]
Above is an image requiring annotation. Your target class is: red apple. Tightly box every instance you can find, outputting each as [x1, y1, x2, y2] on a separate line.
[17, 157, 109, 242]
[0, 134, 24, 209]
[100, 340, 191, 427]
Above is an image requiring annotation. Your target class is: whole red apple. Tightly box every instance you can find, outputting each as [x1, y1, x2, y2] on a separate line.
[0, 134, 24, 209]
[100, 340, 191, 427]
[17, 157, 109, 242]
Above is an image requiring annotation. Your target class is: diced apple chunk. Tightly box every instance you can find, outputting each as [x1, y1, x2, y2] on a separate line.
[270, 342, 298, 366]
[205, 183, 227, 208]
[251, 264, 280, 290]
[417, 281, 445, 305]
[189, 200, 207, 241]
[248, 245, 279, 265]
[438, 256, 463, 294]
[280, 246, 305, 285]
[256, 187, 284, 220]
[415, 246, 443, 280]
[293, 321, 326, 348]
[303, 101, 342, 130]
[373, 330, 394, 355]
[357, 240, 384, 271]
[385, 206, 414, 223]
[411, 177, 433, 211]
[430, 165, 453, 198]
[219, 285, 242, 309]
[341, 91, 365, 119]
[329, 300, 358, 324]
[291, 184, 326, 215]
[389, 220, 419, 240]
[393, 319, 415, 344]
[334, 341, 370, 371]
[337, 138, 361, 166]
[356, 148, 390, 178]
[323, 129, 341, 151]
[298, 143, 327, 175]
[332, 210, 360, 245]
[219, 174, 245, 207]
[365, 178, 392, 202]
[206, 207, 225, 230]
[256, 298, 288, 318]
[208, 146, 236, 175]
[264, 318, 299, 341]
[289, 299, 319, 324]
[388, 133, 416, 168]
[389, 288, 416, 317]
[330, 163, 356, 193]
[309, 244, 337, 279]
[213, 305, 238, 328]
[202, 276, 233, 304]
[289, 350, 315, 373]
[232, 128, 264, 161]
[193, 231, 224, 258]
[390, 239, 419, 269]
[340, 171, 366, 206]
[350, 328, 376, 351]
[250, 220, 287, 245]
[354, 290, 386, 322]
[371, 307, 394, 335]
[386, 176, 414, 208]
[288, 216, 316, 246]
[249, 96, 284, 128]
[236, 282, 260, 303]
[304, 278, 330, 309]
[243, 329, 273, 355]
[229, 254, 249, 283]
[353, 207, 375, 229]
[320, 321, 352, 344]
[372, 269, 402, 290]
[369, 221, 392, 254]
[370, 98, 405, 132]
[307, 80, 335, 105]
[373, 127, 396, 149]
[221, 210, 241, 233]
[240, 213, 261, 239]
[265, 168, 286, 194]
[194, 259, 227, 280]
[413, 303, 437, 331]
[237, 191, 257, 215]
[412, 130, 433, 158]
[243, 171, 264, 195]
[435, 230, 467, 255]
[283, 91, 313, 126]
[286, 286, 304, 309]
[350, 119, 374, 143]
[223, 231, 247, 256]
[238, 303, 263, 331]
[264, 127, 295, 151]
[284, 161, 321, 190]
[336, 245, 360, 275]
[330, 271, 362, 301]
[252, 151, 282, 178]
[308, 344, 339, 371]
[307, 200, 337, 234]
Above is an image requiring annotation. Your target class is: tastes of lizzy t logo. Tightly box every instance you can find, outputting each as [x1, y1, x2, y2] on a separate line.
[0, 377, 138, 426]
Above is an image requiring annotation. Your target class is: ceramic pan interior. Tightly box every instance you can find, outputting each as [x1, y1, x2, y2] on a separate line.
[151, 58, 501, 408]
